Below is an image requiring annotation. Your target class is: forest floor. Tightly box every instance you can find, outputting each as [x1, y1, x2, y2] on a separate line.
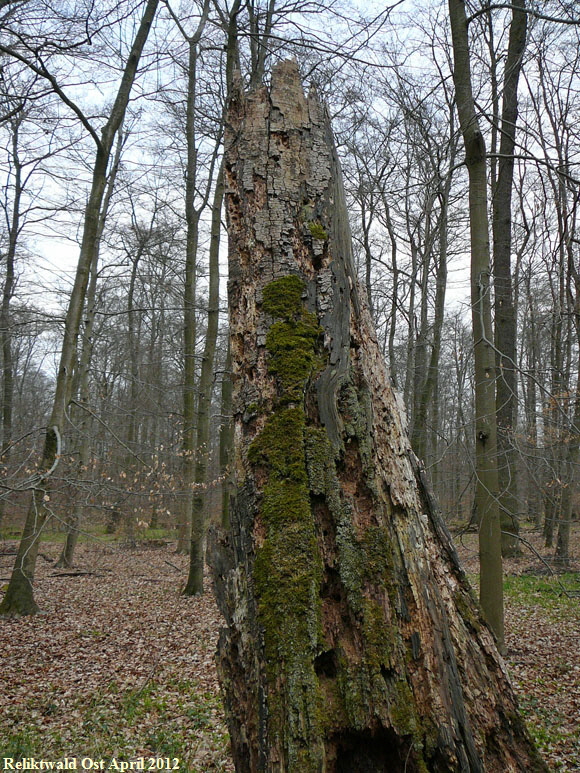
[455, 524, 580, 771]
[0, 524, 578, 772]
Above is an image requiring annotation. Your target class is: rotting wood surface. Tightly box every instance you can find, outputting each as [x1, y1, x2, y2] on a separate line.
[208, 59, 547, 773]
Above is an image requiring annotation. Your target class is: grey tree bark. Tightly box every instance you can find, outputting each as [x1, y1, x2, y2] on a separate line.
[219, 343, 234, 529]
[0, 114, 21, 530]
[56, 125, 125, 567]
[169, 0, 211, 555]
[209, 60, 545, 773]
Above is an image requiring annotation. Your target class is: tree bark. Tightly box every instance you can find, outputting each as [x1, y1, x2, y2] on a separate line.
[56, 125, 125, 568]
[209, 60, 545, 773]
[175, 5, 212, 555]
[411, 144, 455, 465]
[219, 343, 234, 529]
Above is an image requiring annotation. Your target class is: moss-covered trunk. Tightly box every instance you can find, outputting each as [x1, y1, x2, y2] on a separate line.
[209, 60, 546, 773]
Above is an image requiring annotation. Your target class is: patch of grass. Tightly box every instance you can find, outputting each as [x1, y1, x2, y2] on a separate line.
[121, 683, 162, 724]
[519, 694, 578, 770]
[144, 726, 184, 756]
[2, 726, 42, 756]
[465, 571, 579, 616]
[142, 527, 173, 540]
[0, 524, 175, 545]
[504, 573, 579, 614]
[183, 690, 221, 730]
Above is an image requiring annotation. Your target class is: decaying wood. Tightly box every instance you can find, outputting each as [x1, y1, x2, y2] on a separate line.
[209, 60, 546, 773]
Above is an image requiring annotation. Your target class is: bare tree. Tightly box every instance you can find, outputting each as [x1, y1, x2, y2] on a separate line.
[183, 162, 224, 594]
[448, 0, 504, 649]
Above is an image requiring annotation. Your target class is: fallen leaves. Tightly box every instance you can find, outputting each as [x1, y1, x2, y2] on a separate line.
[0, 541, 233, 772]
[456, 524, 580, 772]
[1, 525, 578, 772]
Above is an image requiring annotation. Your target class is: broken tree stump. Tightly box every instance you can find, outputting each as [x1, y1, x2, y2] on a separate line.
[209, 60, 546, 773]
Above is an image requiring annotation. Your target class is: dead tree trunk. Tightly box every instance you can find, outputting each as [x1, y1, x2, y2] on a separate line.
[210, 60, 546, 773]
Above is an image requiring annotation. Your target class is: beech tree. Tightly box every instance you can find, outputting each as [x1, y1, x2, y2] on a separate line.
[209, 59, 545, 773]
[448, 0, 505, 650]
[487, 0, 528, 557]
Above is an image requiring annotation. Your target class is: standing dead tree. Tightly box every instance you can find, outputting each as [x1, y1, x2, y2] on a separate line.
[210, 60, 545, 772]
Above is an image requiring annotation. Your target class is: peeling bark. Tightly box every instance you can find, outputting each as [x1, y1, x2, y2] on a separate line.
[209, 60, 546, 773]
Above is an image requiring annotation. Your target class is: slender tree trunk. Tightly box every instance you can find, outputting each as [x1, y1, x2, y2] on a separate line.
[544, 280, 565, 547]
[448, 0, 504, 650]
[556, 229, 580, 566]
[56, 126, 125, 568]
[554, 387, 578, 567]
[411, 240, 430, 451]
[184, 164, 224, 594]
[360, 200, 375, 317]
[0, 0, 159, 616]
[55, 260, 97, 569]
[0, 117, 21, 529]
[523, 270, 541, 525]
[381, 198, 399, 387]
[166, 0, 210, 555]
[209, 60, 545, 773]
[177, 204, 199, 553]
[411, 151, 454, 465]
[403, 239, 417, 408]
[492, 0, 527, 557]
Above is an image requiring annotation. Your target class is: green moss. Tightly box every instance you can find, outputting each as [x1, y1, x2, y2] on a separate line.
[249, 407, 308, 483]
[262, 273, 305, 318]
[302, 390, 417, 744]
[361, 597, 396, 673]
[336, 656, 370, 730]
[261, 275, 323, 403]
[361, 526, 393, 582]
[305, 421, 395, 619]
[308, 220, 328, 241]
[390, 679, 418, 736]
[254, 525, 321, 664]
[304, 427, 333, 495]
[251, 275, 326, 770]
[454, 586, 483, 633]
[304, 424, 368, 616]
[332, 600, 403, 733]
[253, 277, 423, 768]
[266, 318, 322, 401]
[338, 380, 377, 491]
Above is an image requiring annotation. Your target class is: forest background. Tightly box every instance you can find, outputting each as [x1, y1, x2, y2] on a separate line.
[0, 0, 579, 769]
